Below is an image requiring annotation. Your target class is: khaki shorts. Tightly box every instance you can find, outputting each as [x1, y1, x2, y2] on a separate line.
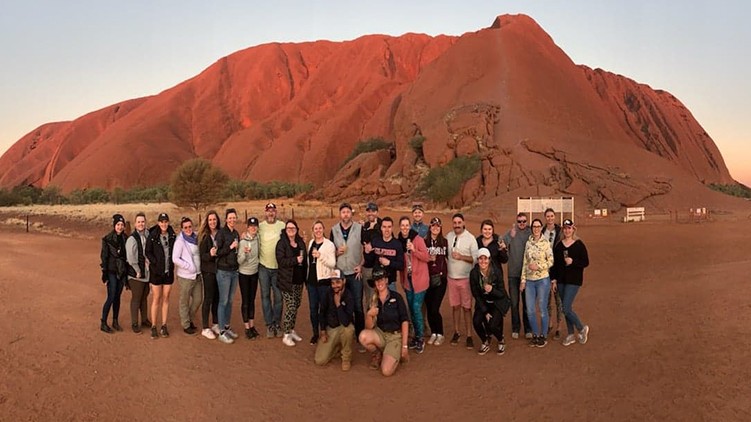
[374, 327, 403, 361]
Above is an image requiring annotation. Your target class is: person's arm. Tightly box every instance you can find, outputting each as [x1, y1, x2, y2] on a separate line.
[365, 302, 378, 330]
[100, 237, 109, 281]
[319, 241, 337, 269]
[237, 239, 248, 264]
[540, 241, 554, 272]
[275, 239, 297, 268]
[396, 295, 410, 359]
[520, 242, 529, 285]
[550, 243, 560, 282]
[469, 268, 484, 303]
[410, 236, 430, 264]
[125, 237, 141, 278]
[145, 234, 156, 267]
[215, 230, 231, 258]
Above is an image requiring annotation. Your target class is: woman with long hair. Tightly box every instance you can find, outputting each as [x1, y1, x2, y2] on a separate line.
[550, 219, 590, 346]
[198, 211, 221, 339]
[306, 220, 337, 345]
[520, 218, 554, 347]
[476, 219, 509, 270]
[214, 208, 241, 344]
[145, 213, 176, 339]
[276, 219, 308, 346]
[100, 214, 128, 333]
[397, 216, 430, 354]
[424, 217, 448, 346]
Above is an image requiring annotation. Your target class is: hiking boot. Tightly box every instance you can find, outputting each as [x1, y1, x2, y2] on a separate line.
[536, 336, 548, 348]
[450, 332, 461, 346]
[100, 320, 113, 334]
[562, 334, 576, 346]
[112, 319, 123, 332]
[478, 341, 490, 355]
[578, 325, 590, 344]
[466, 337, 474, 350]
[369, 351, 382, 370]
[528, 335, 539, 347]
[341, 360, 352, 372]
[183, 326, 196, 335]
[131, 323, 142, 334]
[160, 325, 169, 338]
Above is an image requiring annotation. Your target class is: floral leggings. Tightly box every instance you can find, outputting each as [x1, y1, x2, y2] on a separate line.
[282, 284, 303, 333]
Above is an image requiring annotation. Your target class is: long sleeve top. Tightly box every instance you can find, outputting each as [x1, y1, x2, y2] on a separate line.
[521, 235, 553, 283]
[550, 239, 589, 286]
[319, 287, 355, 331]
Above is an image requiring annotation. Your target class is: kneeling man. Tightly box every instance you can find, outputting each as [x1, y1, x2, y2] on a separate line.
[314, 270, 355, 371]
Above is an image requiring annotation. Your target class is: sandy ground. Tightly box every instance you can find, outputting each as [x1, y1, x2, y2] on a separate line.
[1, 210, 751, 421]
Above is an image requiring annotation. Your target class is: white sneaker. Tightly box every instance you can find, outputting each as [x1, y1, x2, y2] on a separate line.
[512, 332, 519, 339]
[433, 334, 445, 346]
[201, 328, 216, 340]
[427, 333, 437, 345]
[218, 332, 234, 344]
[225, 328, 239, 339]
[289, 330, 302, 342]
[525, 332, 533, 339]
[578, 325, 590, 345]
[562, 334, 576, 346]
[211, 324, 221, 336]
[282, 333, 296, 347]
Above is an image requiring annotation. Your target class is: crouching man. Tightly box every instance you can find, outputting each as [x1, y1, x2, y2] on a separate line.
[314, 270, 355, 371]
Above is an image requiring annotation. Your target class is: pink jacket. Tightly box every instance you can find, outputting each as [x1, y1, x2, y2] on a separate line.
[400, 235, 431, 294]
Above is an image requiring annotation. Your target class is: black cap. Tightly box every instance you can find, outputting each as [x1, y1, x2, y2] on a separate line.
[265, 202, 277, 210]
[368, 265, 389, 288]
[365, 202, 378, 211]
[563, 218, 575, 227]
[112, 213, 125, 227]
[247, 217, 259, 226]
[412, 203, 425, 212]
[157, 213, 169, 222]
[429, 217, 441, 226]
[339, 202, 352, 211]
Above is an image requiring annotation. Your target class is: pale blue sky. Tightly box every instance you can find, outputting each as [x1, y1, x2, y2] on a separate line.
[1, 1, 748, 185]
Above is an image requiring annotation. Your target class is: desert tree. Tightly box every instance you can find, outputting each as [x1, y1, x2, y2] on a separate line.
[169, 158, 229, 210]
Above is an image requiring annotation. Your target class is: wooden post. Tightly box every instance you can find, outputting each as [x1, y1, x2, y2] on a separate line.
[292, 208, 295, 220]
[244, 210, 248, 223]
[26, 214, 29, 232]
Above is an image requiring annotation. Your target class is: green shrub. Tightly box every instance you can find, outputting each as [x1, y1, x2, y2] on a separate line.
[68, 188, 110, 204]
[709, 182, 751, 199]
[341, 137, 391, 167]
[419, 155, 481, 202]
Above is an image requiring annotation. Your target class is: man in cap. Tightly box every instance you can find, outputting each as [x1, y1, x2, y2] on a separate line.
[314, 270, 355, 371]
[258, 202, 286, 338]
[360, 201, 382, 300]
[410, 203, 429, 238]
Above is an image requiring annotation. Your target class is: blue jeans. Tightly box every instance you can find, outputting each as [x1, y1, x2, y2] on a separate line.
[524, 277, 551, 337]
[558, 283, 584, 335]
[307, 283, 330, 336]
[216, 269, 238, 329]
[259, 265, 282, 327]
[405, 289, 427, 338]
[102, 272, 125, 321]
[344, 274, 364, 336]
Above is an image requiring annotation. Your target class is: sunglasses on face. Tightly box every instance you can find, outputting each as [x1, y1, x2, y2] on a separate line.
[531, 225, 542, 228]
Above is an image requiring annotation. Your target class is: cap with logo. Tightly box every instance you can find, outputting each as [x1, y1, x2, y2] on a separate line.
[157, 213, 170, 222]
[563, 219, 575, 227]
[265, 202, 277, 211]
[247, 217, 259, 226]
[429, 217, 441, 226]
[412, 203, 425, 212]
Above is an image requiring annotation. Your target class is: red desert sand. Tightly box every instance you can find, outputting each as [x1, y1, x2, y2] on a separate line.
[1, 213, 750, 421]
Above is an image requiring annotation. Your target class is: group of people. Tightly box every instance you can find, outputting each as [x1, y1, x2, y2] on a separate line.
[100, 202, 590, 376]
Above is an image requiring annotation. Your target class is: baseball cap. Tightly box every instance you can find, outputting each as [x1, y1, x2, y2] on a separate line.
[339, 202, 353, 211]
[247, 217, 259, 226]
[563, 219, 575, 227]
[330, 269, 344, 281]
[412, 203, 425, 212]
[157, 213, 169, 222]
[478, 248, 491, 258]
[365, 202, 378, 211]
[265, 202, 277, 210]
[368, 265, 389, 288]
[429, 217, 441, 226]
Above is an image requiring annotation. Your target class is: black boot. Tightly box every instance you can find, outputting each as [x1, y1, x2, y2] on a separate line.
[101, 320, 113, 334]
[112, 319, 123, 332]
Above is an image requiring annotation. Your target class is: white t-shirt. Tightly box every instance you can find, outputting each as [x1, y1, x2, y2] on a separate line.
[445, 229, 478, 279]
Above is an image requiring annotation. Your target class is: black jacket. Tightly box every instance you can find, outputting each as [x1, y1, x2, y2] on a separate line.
[276, 233, 308, 293]
[476, 234, 509, 270]
[199, 233, 217, 274]
[145, 225, 176, 284]
[470, 263, 510, 316]
[101, 230, 128, 277]
[214, 225, 240, 272]
[319, 286, 354, 331]
[550, 239, 589, 286]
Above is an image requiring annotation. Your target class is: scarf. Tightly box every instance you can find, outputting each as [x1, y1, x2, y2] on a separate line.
[183, 231, 198, 245]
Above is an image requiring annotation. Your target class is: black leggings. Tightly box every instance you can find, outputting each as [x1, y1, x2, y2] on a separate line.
[473, 305, 504, 343]
[239, 272, 259, 323]
[424, 275, 447, 335]
[201, 272, 219, 328]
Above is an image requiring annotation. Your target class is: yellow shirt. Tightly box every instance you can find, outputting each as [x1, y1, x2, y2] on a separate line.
[258, 220, 285, 269]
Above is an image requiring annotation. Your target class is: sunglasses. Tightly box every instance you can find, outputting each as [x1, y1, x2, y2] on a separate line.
[531, 225, 542, 228]
[517, 220, 527, 224]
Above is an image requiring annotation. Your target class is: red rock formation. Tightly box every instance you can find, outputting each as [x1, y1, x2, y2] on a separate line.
[0, 14, 736, 210]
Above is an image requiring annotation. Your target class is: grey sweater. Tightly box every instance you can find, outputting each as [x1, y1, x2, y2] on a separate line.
[126, 229, 149, 282]
[330, 222, 363, 275]
[503, 227, 531, 277]
[238, 233, 260, 275]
